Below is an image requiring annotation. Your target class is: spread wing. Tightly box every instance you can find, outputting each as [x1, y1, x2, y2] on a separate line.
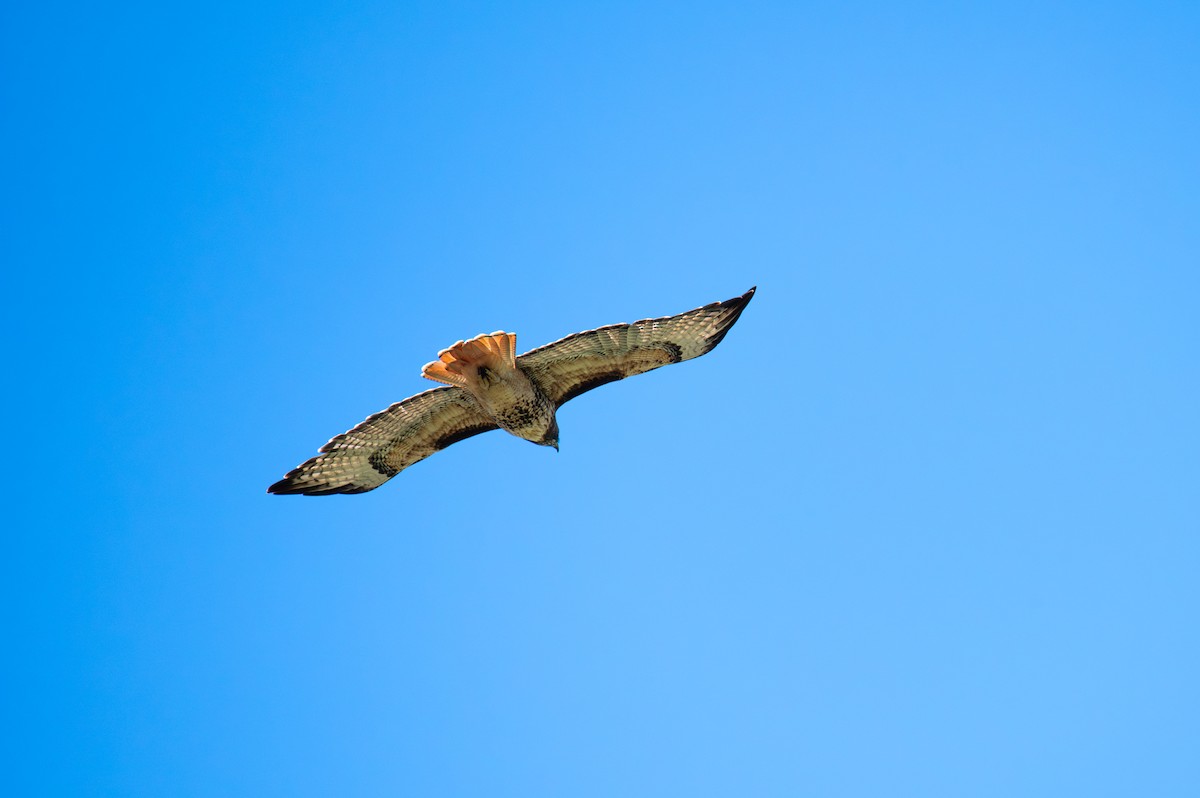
[517, 287, 755, 407]
[268, 387, 497, 495]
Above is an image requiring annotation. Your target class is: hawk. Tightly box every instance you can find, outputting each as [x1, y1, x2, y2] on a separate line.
[268, 287, 755, 495]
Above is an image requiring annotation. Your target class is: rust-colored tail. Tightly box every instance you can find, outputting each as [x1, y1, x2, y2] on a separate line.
[421, 331, 516, 387]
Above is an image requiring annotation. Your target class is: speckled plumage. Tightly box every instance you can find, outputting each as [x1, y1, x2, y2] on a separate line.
[268, 287, 755, 495]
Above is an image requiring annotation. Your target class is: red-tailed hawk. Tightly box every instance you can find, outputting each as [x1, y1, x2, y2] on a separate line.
[268, 287, 755, 495]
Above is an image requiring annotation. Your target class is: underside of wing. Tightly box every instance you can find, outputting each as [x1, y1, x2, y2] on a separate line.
[517, 287, 755, 407]
[268, 387, 497, 495]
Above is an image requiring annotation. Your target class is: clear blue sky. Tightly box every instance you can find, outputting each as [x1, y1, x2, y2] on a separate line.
[5, 2, 1198, 795]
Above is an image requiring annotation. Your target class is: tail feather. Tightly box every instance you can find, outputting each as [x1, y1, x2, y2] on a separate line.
[422, 331, 516, 387]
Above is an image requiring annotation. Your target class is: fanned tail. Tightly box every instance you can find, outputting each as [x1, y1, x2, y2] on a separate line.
[422, 331, 517, 387]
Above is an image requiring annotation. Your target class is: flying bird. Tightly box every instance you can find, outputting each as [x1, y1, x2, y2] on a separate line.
[268, 287, 755, 495]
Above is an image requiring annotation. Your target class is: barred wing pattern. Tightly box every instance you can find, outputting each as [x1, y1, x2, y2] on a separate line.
[268, 387, 497, 495]
[518, 286, 755, 406]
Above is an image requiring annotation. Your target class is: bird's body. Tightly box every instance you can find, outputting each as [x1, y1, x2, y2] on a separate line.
[471, 369, 557, 445]
[421, 330, 559, 447]
[269, 287, 755, 495]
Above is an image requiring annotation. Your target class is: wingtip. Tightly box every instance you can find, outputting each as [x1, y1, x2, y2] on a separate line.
[697, 286, 756, 354]
[722, 286, 756, 314]
[267, 479, 367, 496]
[723, 286, 756, 309]
[267, 477, 304, 495]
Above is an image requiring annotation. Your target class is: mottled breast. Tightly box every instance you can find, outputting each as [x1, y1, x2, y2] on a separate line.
[470, 364, 556, 443]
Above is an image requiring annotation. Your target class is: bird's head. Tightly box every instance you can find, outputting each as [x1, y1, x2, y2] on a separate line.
[538, 418, 559, 451]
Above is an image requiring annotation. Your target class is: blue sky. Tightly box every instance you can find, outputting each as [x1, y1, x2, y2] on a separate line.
[5, 1, 1198, 795]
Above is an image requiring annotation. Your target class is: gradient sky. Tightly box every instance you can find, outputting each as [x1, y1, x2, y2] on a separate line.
[5, 2, 1198, 796]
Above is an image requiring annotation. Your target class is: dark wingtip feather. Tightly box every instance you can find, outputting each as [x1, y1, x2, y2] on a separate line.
[701, 285, 756, 353]
[267, 477, 312, 495]
[728, 286, 756, 311]
[714, 286, 756, 320]
[267, 477, 369, 496]
[267, 477, 295, 494]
